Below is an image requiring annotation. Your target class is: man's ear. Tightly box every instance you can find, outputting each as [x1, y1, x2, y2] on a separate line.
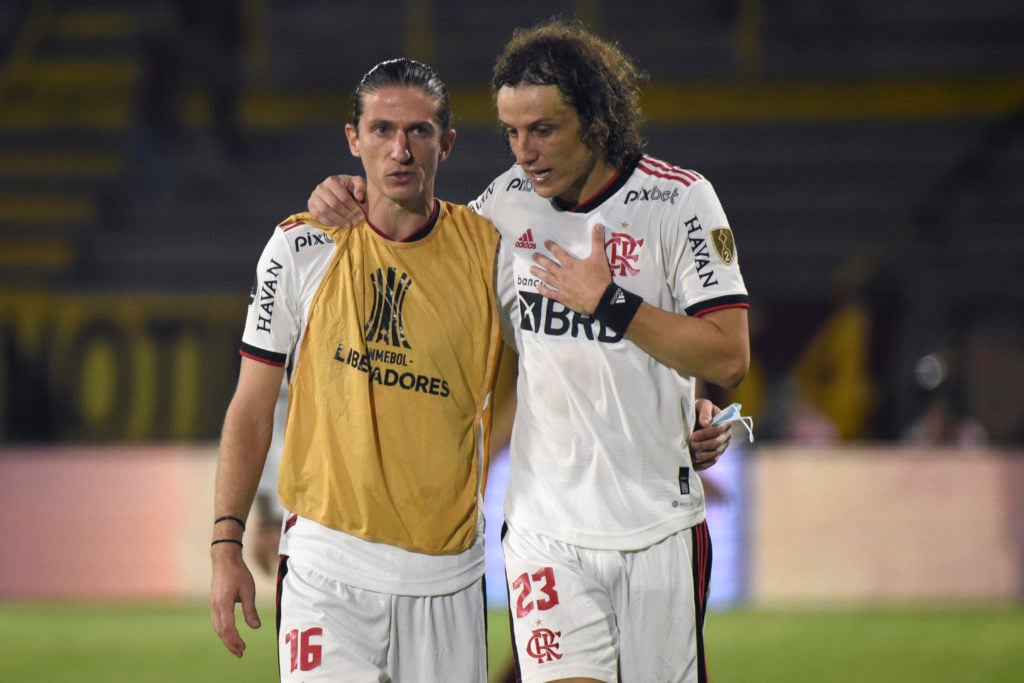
[438, 128, 456, 161]
[345, 123, 361, 157]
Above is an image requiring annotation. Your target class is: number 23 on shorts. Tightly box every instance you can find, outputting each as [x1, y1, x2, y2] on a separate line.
[512, 566, 560, 618]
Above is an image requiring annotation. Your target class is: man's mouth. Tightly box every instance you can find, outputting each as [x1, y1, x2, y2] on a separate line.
[527, 168, 552, 183]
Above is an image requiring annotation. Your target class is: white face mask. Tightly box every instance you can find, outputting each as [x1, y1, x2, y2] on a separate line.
[711, 402, 755, 443]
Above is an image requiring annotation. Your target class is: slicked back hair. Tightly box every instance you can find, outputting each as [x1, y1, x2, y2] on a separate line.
[352, 58, 452, 134]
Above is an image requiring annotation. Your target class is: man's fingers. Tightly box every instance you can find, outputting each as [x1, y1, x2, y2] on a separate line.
[308, 176, 367, 227]
[590, 223, 606, 255]
[211, 601, 246, 658]
[349, 176, 367, 203]
[694, 398, 718, 428]
[242, 600, 262, 630]
[694, 456, 718, 471]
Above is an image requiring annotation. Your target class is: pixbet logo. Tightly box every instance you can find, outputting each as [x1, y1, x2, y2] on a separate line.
[294, 231, 334, 252]
[624, 186, 679, 205]
[506, 177, 535, 192]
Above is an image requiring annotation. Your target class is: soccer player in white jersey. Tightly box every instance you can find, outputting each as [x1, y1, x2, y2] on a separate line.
[210, 58, 507, 681]
[307, 22, 748, 683]
[484, 23, 748, 683]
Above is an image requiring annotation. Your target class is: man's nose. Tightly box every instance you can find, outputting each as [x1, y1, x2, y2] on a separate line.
[392, 132, 411, 161]
[510, 135, 535, 165]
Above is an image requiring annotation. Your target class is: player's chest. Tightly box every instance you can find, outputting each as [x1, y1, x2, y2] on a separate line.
[500, 203, 665, 286]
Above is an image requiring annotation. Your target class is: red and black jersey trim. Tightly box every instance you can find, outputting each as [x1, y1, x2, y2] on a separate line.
[366, 199, 441, 242]
[276, 555, 289, 640]
[554, 156, 642, 213]
[690, 520, 712, 683]
[240, 342, 287, 367]
[638, 156, 705, 186]
[686, 294, 749, 318]
[277, 219, 306, 232]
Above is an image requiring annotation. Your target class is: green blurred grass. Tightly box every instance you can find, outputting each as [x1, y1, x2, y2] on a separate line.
[1, 602, 1021, 682]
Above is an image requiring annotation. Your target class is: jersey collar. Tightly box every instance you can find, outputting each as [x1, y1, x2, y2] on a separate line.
[366, 200, 441, 242]
[553, 155, 641, 213]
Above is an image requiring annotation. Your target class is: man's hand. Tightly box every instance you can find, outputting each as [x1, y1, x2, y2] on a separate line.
[691, 398, 732, 471]
[210, 545, 261, 658]
[308, 175, 367, 227]
[530, 224, 612, 314]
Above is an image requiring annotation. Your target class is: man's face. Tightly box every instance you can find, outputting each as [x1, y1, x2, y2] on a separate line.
[346, 86, 454, 209]
[496, 84, 605, 206]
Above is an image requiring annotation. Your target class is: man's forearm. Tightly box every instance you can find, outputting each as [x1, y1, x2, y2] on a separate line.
[624, 305, 749, 389]
[213, 404, 274, 538]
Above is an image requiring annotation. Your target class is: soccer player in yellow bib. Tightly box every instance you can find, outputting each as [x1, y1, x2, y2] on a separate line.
[210, 58, 506, 681]
[307, 22, 750, 683]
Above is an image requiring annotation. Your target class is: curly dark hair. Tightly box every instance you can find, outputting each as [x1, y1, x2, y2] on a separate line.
[352, 57, 452, 134]
[491, 20, 647, 169]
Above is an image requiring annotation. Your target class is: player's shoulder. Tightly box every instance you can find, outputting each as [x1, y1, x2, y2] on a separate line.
[470, 163, 532, 208]
[440, 201, 500, 252]
[443, 200, 497, 227]
[631, 154, 710, 191]
[273, 212, 337, 256]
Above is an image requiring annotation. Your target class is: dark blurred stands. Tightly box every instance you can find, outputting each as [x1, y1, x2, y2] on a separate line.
[2, 0, 1023, 440]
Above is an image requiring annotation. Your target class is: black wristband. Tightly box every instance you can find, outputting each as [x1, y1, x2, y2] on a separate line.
[591, 283, 643, 333]
[211, 538, 243, 548]
[215, 515, 246, 531]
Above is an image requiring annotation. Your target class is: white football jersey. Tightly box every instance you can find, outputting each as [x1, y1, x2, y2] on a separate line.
[471, 155, 749, 550]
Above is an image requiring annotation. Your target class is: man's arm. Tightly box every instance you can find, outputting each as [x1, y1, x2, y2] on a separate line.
[209, 357, 285, 657]
[531, 224, 749, 389]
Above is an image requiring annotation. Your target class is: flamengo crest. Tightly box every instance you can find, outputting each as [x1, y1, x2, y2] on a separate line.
[606, 232, 644, 276]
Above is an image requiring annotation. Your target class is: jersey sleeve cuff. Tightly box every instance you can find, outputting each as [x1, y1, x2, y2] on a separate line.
[240, 342, 287, 366]
[685, 294, 749, 318]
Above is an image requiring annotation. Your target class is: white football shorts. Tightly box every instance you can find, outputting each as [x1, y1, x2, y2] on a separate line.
[277, 556, 487, 682]
[502, 521, 712, 683]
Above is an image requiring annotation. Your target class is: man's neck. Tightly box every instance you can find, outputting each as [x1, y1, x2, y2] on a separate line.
[365, 195, 437, 242]
[558, 160, 620, 210]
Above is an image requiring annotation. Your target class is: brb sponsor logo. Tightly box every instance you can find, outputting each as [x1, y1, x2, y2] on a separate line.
[518, 291, 623, 343]
[624, 185, 679, 205]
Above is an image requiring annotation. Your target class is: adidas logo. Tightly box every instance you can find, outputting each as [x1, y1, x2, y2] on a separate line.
[610, 288, 626, 305]
[514, 229, 537, 249]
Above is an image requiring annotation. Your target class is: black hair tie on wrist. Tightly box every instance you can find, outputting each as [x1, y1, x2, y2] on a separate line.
[214, 515, 247, 531]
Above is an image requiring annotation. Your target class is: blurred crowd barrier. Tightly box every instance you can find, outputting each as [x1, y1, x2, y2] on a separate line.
[2, 443, 1021, 605]
[0, 291, 246, 441]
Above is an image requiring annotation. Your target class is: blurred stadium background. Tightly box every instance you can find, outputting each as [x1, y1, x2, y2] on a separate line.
[1, 0, 1023, 681]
